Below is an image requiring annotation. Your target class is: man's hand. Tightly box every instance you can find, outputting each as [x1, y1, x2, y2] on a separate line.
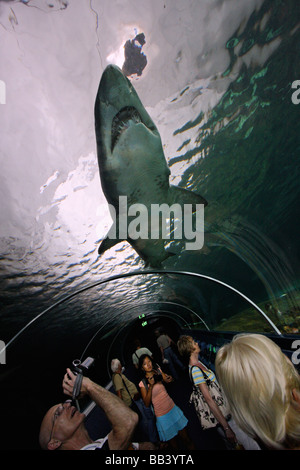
[61, 369, 138, 450]
[163, 373, 173, 383]
[62, 368, 91, 398]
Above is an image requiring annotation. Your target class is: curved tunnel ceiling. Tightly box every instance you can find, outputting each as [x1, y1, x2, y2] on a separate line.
[3, 270, 283, 377]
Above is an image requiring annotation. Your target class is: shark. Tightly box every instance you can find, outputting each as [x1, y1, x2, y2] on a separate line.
[94, 64, 207, 267]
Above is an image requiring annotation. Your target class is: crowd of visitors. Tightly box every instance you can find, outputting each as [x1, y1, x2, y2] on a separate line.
[39, 327, 300, 451]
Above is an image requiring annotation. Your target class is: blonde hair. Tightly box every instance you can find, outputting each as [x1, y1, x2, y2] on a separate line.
[177, 335, 195, 358]
[215, 333, 300, 449]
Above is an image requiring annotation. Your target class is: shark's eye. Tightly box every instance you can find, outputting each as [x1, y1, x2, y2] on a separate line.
[111, 106, 142, 151]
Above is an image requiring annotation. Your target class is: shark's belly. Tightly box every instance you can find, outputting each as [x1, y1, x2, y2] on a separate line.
[101, 161, 170, 207]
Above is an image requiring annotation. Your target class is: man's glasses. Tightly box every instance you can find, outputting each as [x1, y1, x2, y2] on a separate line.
[48, 399, 73, 445]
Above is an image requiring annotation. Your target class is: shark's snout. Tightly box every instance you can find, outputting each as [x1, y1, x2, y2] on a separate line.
[98, 65, 132, 104]
[96, 65, 158, 153]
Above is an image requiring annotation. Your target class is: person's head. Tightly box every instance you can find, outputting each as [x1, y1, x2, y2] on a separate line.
[139, 354, 153, 374]
[215, 333, 300, 450]
[134, 338, 141, 349]
[177, 335, 200, 359]
[39, 400, 86, 450]
[111, 358, 122, 373]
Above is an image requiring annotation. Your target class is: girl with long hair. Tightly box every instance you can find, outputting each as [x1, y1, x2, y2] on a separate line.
[138, 354, 194, 450]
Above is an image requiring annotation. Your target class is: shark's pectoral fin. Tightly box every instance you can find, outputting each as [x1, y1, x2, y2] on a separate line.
[143, 250, 177, 268]
[98, 237, 118, 255]
[169, 185, 208, 208]
[163, 250, 178, 263]
[98, 223, 125, 255]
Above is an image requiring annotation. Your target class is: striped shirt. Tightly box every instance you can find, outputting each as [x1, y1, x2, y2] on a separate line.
[189, 363, 216, 386]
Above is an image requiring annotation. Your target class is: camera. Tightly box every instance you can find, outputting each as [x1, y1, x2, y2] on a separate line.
[72, 357, 94, 375]
[149, 365, 163, 384]
[70, 357, 95, 412]
[152, 373, 163, 384]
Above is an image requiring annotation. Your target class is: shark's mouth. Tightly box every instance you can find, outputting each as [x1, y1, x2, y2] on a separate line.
[111, 106, 142, 151]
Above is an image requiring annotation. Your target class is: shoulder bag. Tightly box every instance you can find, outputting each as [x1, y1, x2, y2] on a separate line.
[189, 364, 230, 430]
[118, 374, 143, 419]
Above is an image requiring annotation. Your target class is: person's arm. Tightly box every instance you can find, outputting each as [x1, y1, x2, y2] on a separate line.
[191, 365, 236, 443]
[198, 381, 236, 443]
[139, 378, 154, 408]
[159, 345, 164, 361]
[157, 338, 165, 361]
[63, 368, 138, 450]
[132, 353, 139, 369]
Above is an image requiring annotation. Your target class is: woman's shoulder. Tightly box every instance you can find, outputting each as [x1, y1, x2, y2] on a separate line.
[139, 378, 147, 388]
[189, 363, 203, 372]
[190, 361, 211, 371]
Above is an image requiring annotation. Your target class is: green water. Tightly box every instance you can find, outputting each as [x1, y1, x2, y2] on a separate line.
[167, 0, 300, 332]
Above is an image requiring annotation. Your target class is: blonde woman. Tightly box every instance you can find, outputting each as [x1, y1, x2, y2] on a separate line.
[177, 335, 260, 450]
[215, 333, 300, 450]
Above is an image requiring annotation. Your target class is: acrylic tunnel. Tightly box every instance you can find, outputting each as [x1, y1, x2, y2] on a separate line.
[1, 269, 299, 450]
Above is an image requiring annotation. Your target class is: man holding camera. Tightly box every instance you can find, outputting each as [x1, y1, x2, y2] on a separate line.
[39, 368, 144, 450]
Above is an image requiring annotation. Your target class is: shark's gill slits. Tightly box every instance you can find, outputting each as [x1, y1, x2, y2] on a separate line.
[111, 106, 142, 151]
